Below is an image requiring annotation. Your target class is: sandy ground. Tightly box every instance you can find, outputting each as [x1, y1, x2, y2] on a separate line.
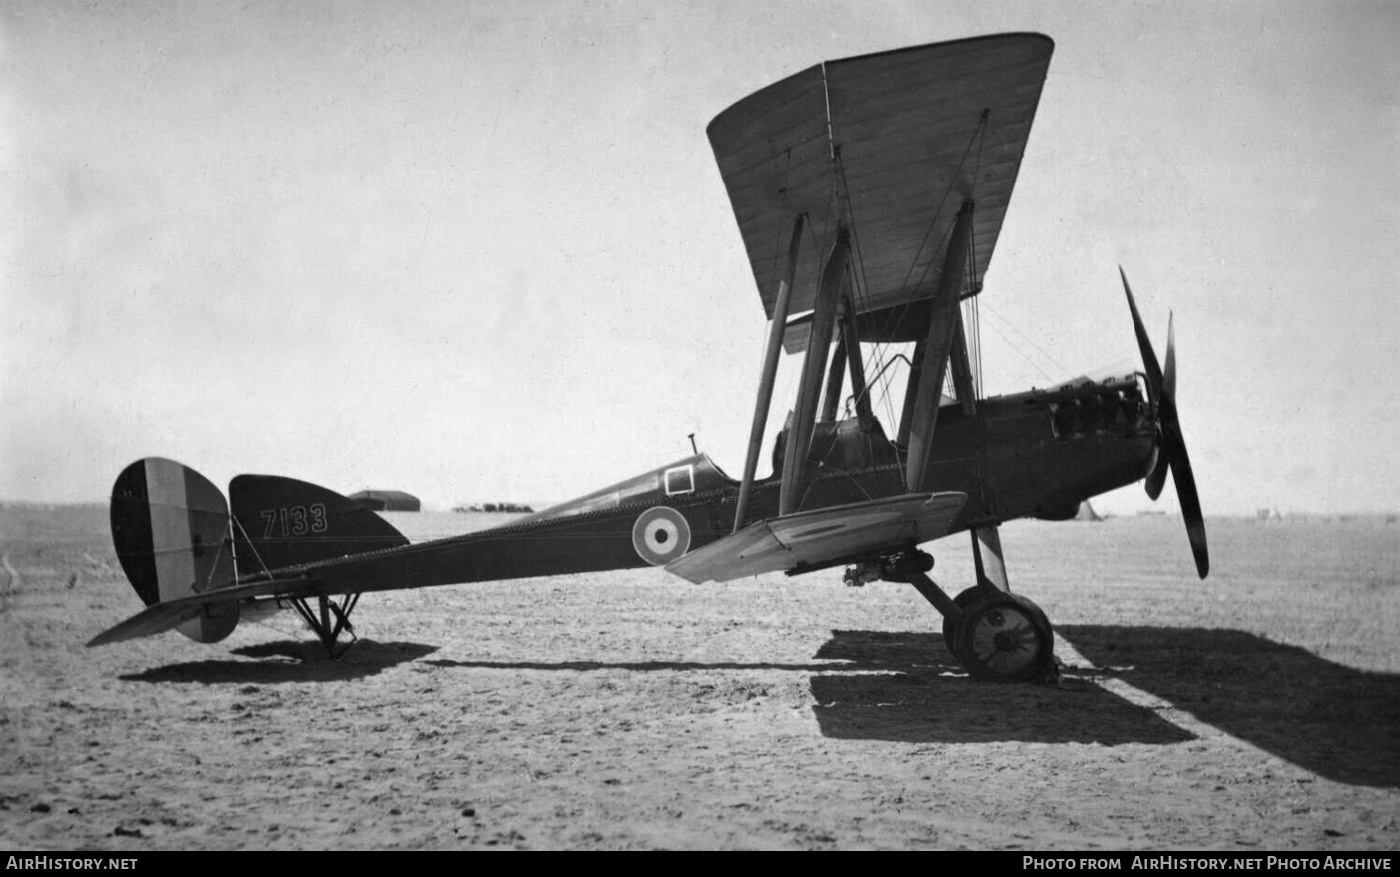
[1, 505, 1396, 850]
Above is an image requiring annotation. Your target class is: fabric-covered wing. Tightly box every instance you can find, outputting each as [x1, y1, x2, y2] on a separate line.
[665, 492, 966, 584]
[707, 33, 1053, 348]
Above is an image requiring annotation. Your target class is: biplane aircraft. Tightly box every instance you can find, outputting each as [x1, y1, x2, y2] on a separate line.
[91, 33, 1208, 683]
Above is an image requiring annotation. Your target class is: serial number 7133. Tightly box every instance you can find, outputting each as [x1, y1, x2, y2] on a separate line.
[260, 503, 329, 538]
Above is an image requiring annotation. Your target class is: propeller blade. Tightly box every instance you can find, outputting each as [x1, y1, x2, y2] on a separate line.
[1120, 267, 1209, 578]
[1123, 267, 1168, 500]
[1120, 267, 1164, 399]
[1163, 312, 1176, 402]
[1144, 448, 1169, 501]
[1164, 419, 1209, 579]
[1143, 312, 1176, 501]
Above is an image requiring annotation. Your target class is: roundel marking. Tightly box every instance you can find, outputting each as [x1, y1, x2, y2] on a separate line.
[631, 505, 692, 565]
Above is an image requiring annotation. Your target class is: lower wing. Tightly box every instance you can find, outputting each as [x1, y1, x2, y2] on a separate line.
[665, 492, 967, 583]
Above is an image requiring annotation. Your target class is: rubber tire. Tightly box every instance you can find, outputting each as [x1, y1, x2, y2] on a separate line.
[941, 586, 984, 656]
[952, 591, 1055, 683]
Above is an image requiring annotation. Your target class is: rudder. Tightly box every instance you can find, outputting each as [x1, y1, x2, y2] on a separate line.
[109, 458, 240, 643]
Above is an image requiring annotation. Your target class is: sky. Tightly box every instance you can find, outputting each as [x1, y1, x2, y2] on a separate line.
[2, 0, 1397, 516]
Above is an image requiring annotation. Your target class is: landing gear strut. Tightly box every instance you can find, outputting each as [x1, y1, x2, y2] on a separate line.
[286, 593, 360, 658]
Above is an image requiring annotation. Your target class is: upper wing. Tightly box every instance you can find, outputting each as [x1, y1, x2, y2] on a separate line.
[665, 492, 967, 584]
[707, 33, 1053, 349]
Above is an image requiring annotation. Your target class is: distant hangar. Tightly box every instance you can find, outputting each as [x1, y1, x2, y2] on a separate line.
[349, 490, 421, 512]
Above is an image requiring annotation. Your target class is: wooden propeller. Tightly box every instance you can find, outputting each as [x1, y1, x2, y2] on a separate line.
[1120, 268, 1209, 579]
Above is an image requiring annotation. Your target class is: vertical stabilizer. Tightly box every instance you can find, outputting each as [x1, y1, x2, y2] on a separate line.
[228, 474, 410, 573]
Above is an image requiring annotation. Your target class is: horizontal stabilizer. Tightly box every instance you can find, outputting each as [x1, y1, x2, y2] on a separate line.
[666, 492, 966, 583]
[87, 600, 224, 647]
[87, 577, 317, 648]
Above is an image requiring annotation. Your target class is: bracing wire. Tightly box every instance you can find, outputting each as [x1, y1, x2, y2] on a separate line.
[979, 303, 1065, 382]
[869, 113, 991, 418]
[802, 96, 997, 436]
[963, 110, 987, 402]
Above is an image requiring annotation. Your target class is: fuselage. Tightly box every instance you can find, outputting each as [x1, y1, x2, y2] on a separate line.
[526, 371, 1154, 529]
[292, 373, 1157, 595]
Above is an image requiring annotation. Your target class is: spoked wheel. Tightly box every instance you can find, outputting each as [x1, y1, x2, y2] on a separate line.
[953, 592, 1055, 683]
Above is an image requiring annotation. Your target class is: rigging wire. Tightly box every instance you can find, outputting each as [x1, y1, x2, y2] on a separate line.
[796, 97, 1001, 452]
[762, 147, 797, 318]
[826, 141, 902, 435]
[896, 111, 989, 300]
[962, 218, 981, 402]
[978, 303, 1066, 383]
[966, 111, 987, 400]
[828, 103, 981, 427]
[866, 112, 991, 417]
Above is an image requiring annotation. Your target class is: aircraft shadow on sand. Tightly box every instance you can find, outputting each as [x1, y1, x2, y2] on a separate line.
[811, 630, 1193, 746]
[423, 657, 844, 673]
[118, 640, 437, 685]
[1058, 625, 1400, 789]
[425, 635, 1190, 747]
[812, 627, 1397, 787]
[117, 625, 1394, 787]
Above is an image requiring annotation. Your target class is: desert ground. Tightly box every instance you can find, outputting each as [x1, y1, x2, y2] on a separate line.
[1, 503, 1396, 850]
